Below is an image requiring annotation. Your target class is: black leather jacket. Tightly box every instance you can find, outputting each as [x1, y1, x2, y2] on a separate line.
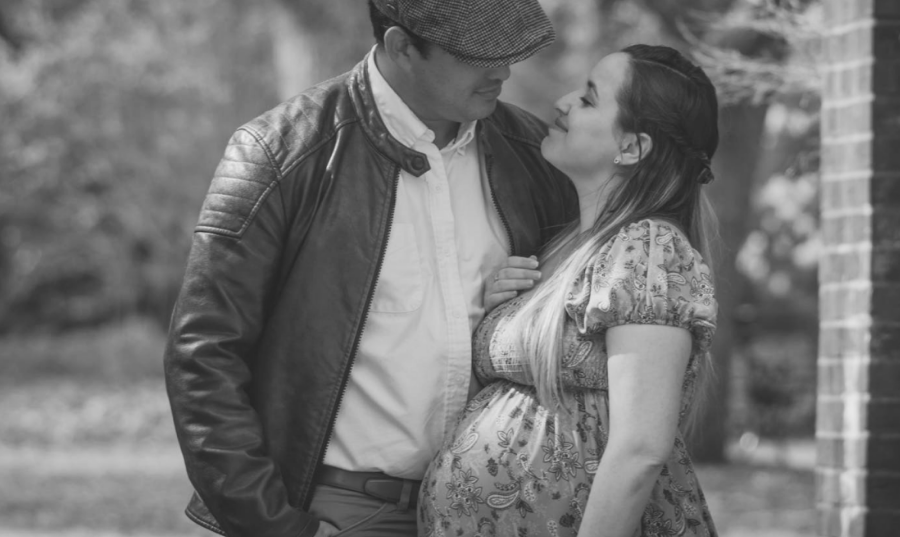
[164, 56, 578, 537]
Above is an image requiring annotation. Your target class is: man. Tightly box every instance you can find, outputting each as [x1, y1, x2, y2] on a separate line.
[164, 1, 577, 536]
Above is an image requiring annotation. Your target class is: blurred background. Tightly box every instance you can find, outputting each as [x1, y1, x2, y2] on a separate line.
[0, 0, 824, 536]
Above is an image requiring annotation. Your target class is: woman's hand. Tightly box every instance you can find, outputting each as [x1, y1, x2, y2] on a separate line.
[484, 256, 542, 314]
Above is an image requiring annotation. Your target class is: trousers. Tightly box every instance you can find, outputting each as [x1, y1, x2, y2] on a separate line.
[307, 483, 418, 536]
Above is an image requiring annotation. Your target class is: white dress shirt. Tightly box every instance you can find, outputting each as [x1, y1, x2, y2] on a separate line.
[321, 49, 510, 479]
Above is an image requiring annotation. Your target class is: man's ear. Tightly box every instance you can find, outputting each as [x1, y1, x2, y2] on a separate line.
[618, 132, 653, 165]
[383, 26, 421, 70]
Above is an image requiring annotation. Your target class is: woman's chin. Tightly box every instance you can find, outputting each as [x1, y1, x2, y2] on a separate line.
[540, 137, 563, 171]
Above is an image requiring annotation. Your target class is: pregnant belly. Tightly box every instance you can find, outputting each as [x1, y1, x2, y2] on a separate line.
[418, 380, 605, 533]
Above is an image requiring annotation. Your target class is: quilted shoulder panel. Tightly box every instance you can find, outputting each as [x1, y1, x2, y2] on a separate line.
[195, 73, 357, 238]
[195, 128, 279, 238]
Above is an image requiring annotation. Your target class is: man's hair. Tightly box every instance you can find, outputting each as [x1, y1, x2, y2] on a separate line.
[368, 0, 431, 57]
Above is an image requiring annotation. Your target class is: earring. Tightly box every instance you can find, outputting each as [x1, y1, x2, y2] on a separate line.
[614, 156, 621, 165]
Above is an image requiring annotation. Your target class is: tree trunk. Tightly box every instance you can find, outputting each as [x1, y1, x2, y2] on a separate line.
[689, 103, 768, 462]
[269, 0, 370, 101]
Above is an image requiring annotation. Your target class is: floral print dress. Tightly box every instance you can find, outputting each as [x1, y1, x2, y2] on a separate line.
[418, 220, 719, 537]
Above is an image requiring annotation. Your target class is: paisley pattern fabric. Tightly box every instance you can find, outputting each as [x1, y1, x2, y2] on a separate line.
[418, 220, 719, 537]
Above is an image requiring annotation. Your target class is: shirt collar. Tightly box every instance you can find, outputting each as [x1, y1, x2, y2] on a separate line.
[367, 47, 477, 153]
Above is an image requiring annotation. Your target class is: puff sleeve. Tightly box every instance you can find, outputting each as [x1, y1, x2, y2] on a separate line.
[564, 220, 717, 352]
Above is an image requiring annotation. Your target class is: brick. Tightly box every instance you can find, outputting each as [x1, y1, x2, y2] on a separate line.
[818, 398, 845, 433]
[871, 323, 900, 361]
[822, 100, 873, 138]
[819, 437, 871, 469]
[822, 249, 871, 284]
[874, 24, 900, 60]
[819, 438, 846, 469]
[871, 247, 900, 282]
[871, 283, 900, 321]
[820, 359, 871, 396]
[829, 25, 875, 63]
[866, 510, 900, 537]
[817, 507, 841, 537]
[874, 0, 900, 18]
[820, 326, 870, 360]
[816, 468, 843, 503]
[867, 471, 900, 510]
[823, 176, 871, 212]
[872, 136, 900, 172]
[823, 213, 872, 246]
[846, 507, 868, 537]
[869, 361, 900, 394]
[868, 435, 900, 471]
[873, 59, 900, 95]
[820, 285, 872, 322]
[868, 400, 900, 432]
[873, 99, 900, 137]
[820, 362, 846, 396]
[823, 139, 875, 175]
[820, 505, 868, 537]
[869, 173, 900, 208]
[872, 210, 900, 248]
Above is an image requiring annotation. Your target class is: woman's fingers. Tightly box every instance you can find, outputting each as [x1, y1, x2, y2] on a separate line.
[505, 255, 540, 269]
[496, 267, 542, 282]
[484, 255, 541, 313]
[490, 277, 536, 293]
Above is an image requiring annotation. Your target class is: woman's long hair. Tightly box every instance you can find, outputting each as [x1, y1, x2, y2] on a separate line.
[512, 45, 720, 428]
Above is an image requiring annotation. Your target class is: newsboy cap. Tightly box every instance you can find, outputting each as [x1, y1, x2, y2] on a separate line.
[372, 0, 556, 68]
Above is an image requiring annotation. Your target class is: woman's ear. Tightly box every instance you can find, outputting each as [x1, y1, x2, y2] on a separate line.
[618, 132, 653, 165]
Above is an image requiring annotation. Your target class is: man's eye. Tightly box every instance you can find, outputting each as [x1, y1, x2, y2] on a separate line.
[580, 96, 592, 107]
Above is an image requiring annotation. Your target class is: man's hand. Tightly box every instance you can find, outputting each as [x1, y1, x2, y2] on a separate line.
[484, 256, 541, 314]
[314, 521, 340, 537]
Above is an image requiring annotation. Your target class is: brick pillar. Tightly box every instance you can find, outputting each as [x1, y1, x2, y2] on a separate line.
[818, 0, 900, 535]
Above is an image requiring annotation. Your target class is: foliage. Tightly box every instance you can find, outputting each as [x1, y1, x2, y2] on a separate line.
[0, 0, 278, 332]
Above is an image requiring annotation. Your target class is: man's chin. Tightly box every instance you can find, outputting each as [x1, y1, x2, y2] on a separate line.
[470, 98, 500, 120]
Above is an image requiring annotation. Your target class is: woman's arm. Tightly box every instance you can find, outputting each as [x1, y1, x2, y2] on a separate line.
[578, 324, 692, 536]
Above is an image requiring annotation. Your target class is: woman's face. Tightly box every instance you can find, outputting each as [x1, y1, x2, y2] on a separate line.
[541, 53, 630, 179]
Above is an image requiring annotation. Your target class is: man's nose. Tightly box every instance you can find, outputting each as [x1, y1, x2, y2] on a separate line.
[488, 64, 511, 82]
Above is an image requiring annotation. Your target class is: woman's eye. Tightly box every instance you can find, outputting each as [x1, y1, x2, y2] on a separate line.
[579, 96, 592, 107]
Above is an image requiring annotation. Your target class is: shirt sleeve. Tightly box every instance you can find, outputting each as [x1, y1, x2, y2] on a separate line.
[564, 219, 717, 352]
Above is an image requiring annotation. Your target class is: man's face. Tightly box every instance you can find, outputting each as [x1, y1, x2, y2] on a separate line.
[404, 46, 512, 124]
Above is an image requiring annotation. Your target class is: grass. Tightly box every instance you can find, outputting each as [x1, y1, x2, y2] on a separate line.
[0, 320, 817, 536]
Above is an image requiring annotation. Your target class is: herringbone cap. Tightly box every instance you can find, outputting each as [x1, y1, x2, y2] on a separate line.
[372, 0, 556, 68]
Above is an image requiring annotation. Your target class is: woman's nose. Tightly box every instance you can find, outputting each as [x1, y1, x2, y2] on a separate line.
[554, 90, 579, 116]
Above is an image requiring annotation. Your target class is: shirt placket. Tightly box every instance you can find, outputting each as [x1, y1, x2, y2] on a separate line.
[420, 142, 475, 440]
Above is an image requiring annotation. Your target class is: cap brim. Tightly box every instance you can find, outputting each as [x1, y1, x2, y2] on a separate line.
[448, 35, 555, 69]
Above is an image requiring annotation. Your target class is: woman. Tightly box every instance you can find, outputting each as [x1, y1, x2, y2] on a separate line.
[418, 44, 720, 537]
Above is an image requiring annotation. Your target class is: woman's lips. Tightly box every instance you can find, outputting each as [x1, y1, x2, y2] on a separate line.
[554, 116, 568, 132]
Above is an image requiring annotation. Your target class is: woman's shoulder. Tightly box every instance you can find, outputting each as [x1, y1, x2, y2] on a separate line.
[613, 218, 690, 243]
[594, 218, 694, 260]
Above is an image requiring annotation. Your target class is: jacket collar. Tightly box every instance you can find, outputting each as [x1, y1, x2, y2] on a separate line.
[348, 53, 432, 178]
[348, 52, 542, 257]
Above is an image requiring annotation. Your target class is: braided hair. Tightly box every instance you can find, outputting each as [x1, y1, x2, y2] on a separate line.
[620, 44, 718, 186]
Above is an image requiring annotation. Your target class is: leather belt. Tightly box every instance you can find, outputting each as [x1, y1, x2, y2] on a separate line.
[316, 465, 421, 508]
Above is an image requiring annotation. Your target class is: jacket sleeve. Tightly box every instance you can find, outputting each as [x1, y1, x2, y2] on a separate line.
[164, 128, 319, 537]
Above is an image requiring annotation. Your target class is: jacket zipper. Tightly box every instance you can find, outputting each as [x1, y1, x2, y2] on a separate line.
[308, 166, 401, 500]
[485, 153, 515, 255]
